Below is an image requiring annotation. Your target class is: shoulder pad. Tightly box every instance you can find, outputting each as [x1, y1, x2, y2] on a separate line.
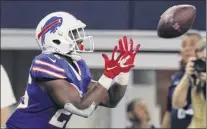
[30, 54, 67, 79]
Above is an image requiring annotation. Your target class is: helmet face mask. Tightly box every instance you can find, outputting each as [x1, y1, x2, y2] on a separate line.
[35, 12, 94, 55]
[68, 28, 94, 53]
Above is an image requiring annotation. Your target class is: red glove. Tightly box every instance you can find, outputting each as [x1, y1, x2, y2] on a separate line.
[118, 36, 140, 73]
[99, 36, 140, 89]
[102, 36, 140, 78]
[98, 46, 121, 90]
[102, 46, 122, 78]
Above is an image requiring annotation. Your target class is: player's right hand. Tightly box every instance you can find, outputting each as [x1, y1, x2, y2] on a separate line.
[118, 36, 140, 73]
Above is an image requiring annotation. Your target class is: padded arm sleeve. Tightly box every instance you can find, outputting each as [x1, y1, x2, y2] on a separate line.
[64, 102, 96, 118]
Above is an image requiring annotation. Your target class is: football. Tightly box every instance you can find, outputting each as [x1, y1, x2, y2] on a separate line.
[157, 4, 196, 38]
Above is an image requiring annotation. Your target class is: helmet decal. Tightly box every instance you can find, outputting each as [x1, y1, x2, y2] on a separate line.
[38, 16, 63, 44]
[36, 12, 94, 54]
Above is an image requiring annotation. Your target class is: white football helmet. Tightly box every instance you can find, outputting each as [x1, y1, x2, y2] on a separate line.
[35, 11, 94, 55]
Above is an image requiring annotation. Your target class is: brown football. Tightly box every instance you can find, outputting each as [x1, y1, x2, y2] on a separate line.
[157, 5, 196, 38]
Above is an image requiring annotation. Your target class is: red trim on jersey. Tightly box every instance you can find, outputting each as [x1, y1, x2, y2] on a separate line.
[35, 60, 65, 73]
[32, 67, 66, 79]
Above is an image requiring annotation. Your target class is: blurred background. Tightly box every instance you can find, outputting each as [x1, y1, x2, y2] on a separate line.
[1, 0, 206, 128]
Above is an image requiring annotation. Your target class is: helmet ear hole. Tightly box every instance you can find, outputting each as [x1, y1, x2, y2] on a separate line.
[53, 40, 61, 45]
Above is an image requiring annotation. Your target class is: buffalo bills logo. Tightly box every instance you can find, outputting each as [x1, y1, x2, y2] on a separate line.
[38, 16, 63, 44]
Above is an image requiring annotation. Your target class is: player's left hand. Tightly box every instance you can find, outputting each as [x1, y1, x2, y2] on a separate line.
[117, 36, 141, 73]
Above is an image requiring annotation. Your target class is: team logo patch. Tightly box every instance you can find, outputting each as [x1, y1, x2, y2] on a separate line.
[38, 16, 63, 44]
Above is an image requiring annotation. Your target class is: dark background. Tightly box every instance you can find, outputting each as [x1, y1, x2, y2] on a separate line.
[1, 1, 206, 30]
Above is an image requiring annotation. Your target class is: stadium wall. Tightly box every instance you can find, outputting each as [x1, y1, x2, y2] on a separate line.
[2, 29, 206, 69]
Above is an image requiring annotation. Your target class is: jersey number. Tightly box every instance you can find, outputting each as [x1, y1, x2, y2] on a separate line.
[49, 109, 72, 128]
[18, 74, 72, 128]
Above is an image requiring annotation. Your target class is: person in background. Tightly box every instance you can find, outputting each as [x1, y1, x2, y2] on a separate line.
[161, 31, 202, 128]
[126, 99, 155, 128]
[173, 39, 206, 128]
[1, 65, 16, 127]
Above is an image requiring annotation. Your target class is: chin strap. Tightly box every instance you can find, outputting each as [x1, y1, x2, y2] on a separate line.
[64, 51, 82, 61]
[42, 48, 82, 61]
[67, 54, 82, 61]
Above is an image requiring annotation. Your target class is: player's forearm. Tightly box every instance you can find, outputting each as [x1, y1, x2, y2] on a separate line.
[78, 83, 109, 109]
[63, 84, 109, 118]
[105, 82, 127, 108]
[172, 74, 190, 109]
[103, 72, 129, 108]
[76, 75, 113, 109]
[76, 72, 128, 109]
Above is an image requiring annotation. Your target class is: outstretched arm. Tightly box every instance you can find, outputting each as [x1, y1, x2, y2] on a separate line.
[88, 76, 128, 108]
[88, 36, 140, 108]
[41, 36, 140, 116]
[40, 74, 113, 118]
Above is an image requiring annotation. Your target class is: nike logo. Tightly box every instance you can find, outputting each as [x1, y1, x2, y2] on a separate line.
[107, 66, 117, 70]
[48, 57, 56, 63]
[107, 56, 131, 70]
[118, 55, 130, 65]
[118, 55, 131, 68]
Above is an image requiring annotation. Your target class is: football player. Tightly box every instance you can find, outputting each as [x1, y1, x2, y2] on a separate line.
[6, 12, 140, 129]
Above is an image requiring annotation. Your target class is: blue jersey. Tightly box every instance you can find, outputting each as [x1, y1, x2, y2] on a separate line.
[6, 53, 92, 129]
[166, 71, 193, 129]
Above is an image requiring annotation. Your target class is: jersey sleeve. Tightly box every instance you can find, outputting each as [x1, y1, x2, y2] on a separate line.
[30, 56, 67, 80]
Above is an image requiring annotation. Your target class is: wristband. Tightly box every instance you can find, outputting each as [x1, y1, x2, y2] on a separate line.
[115, 72, 129, 85]
[98, 74, 113, 90]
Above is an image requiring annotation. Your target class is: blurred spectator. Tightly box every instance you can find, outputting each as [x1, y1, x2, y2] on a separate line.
[1, 65, 16, 127]
[161, 31, 202, 128]
[126, 99, 155, 128]
[173, 39, 206, 128]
